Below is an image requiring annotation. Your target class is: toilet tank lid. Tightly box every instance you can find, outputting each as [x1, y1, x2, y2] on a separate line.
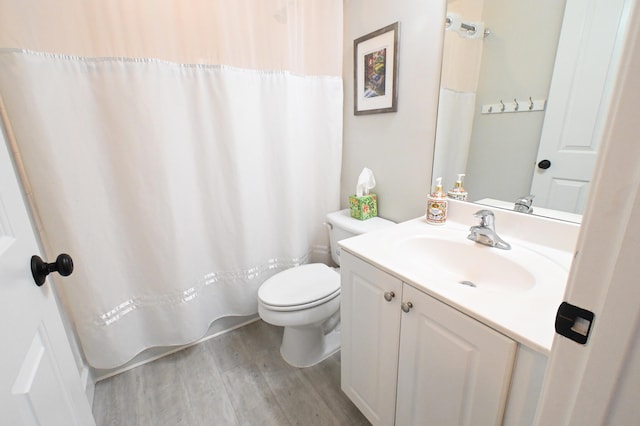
[326, 209, 395, 235]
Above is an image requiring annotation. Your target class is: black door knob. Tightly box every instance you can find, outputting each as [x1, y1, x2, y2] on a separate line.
[538, 159, 552, 170]
[31, 254, 74, 287]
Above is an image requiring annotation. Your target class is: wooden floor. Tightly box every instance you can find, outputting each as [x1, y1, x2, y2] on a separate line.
[92, 320, 370, 426]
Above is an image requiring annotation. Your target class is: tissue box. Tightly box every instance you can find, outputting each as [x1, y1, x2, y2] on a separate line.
[349, 194, 378, 220]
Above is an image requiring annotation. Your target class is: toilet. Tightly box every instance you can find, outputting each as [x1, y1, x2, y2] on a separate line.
[258, 209, 395, 367]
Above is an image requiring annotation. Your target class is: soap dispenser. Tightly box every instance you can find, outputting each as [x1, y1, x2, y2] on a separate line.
[426, 177, 448, 225]
[448, 173, 468, 201]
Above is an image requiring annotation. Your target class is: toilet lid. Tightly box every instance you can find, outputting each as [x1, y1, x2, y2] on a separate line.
[258, 263, 340, 308]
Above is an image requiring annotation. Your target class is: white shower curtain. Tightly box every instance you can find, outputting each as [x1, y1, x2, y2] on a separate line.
[0, 0, 343, 369]
[435, 5, 485, 183]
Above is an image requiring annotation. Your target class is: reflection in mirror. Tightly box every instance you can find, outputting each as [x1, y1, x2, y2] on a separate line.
[432, 0, 618, 222]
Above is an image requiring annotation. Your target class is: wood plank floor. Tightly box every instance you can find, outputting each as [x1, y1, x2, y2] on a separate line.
[93, 320, 370, 426]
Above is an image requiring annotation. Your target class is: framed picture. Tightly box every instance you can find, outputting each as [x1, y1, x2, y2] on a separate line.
[353, 22, 400, 115]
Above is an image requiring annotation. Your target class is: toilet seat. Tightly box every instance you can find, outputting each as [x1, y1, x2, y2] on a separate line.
[258, 264, 340, 312]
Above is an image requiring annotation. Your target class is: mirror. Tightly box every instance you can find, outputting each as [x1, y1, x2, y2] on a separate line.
[431, 0, 614, 223]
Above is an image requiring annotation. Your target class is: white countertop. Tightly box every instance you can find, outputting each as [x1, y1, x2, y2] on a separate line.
[339, 201, 580, 355]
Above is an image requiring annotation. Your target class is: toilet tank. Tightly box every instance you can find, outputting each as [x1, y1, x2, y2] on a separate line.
[326, 209, 395, 266]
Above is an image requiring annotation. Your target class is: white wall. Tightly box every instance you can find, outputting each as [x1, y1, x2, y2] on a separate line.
[342, 0, 446, 223]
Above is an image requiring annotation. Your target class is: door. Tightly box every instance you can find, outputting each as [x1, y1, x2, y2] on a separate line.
[340, 251, 403, 426]
[529, 0, 626, 214]
[395, 285, 516, 426]
[535, 0, 640, 423]
[0, 128, 95, 424]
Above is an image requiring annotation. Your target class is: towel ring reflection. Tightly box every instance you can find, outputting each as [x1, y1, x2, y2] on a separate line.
[500, 100, 505, 112]
[514, 98, 519, 111]
[529, 97, 534, 110]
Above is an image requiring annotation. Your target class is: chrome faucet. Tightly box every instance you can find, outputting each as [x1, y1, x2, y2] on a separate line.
[467, 210, 511, 250]
[514, 195, 535, 214]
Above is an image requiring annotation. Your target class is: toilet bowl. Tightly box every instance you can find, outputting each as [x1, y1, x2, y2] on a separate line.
[258, 263, 341, 367]
[257, 209, 395, 368]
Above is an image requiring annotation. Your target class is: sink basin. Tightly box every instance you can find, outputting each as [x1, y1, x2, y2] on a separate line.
[394, 236, 536, 293]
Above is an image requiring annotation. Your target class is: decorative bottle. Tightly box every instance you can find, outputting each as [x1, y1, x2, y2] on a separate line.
[447, 173, 468, 201]
[426, 177, 448, 225]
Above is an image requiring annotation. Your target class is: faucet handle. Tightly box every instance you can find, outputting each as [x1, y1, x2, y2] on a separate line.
[473, 209, 495, 227]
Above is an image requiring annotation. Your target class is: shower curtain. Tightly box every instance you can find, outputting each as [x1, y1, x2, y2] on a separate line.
[433, 8, 485, 182]
[0, 0, 343, 369]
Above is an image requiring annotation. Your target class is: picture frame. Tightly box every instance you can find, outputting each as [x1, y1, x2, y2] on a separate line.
[353, 22, 400, 115]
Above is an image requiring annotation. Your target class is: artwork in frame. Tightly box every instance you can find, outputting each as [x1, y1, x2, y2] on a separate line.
[353, 22, 400, 115]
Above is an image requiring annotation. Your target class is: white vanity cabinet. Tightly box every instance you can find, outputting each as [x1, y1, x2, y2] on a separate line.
[340, 251, 517, 426]
[340, 250, 403, 425]
[395, 284, 517, 425]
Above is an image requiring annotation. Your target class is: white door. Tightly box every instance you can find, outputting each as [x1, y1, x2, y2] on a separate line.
[0, 129, 95, 424]
[395, 285, 516, 426]
[535, 0, 640, 423]
[529, 0, 626, 214]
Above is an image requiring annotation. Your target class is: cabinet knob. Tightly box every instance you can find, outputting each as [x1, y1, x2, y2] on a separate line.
[384, 291, 395, 302]
[401, 301, 413, 313]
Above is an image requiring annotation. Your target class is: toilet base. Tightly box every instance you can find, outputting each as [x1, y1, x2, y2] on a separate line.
[280, 325, 341, 368]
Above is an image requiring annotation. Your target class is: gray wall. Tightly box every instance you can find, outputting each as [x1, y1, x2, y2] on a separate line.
[342, 0, 446, 223]
[464, 0, 566, 202]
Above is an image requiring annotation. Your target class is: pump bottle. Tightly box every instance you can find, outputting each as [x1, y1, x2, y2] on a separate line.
[426, 177, 448, 225]
[448, 174, 468, 201]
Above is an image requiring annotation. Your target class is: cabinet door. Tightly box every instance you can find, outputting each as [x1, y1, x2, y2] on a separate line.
[396, 285, 517, 426]
[340, 251, 403, 426]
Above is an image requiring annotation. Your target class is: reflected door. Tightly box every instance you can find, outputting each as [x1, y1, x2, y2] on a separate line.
[531, 0, 625, 213]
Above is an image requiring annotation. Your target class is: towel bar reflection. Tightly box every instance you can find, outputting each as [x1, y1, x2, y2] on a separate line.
[445, 16, 491, 38]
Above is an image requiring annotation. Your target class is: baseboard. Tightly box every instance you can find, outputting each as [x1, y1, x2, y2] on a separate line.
[93, 314, 260, 382]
